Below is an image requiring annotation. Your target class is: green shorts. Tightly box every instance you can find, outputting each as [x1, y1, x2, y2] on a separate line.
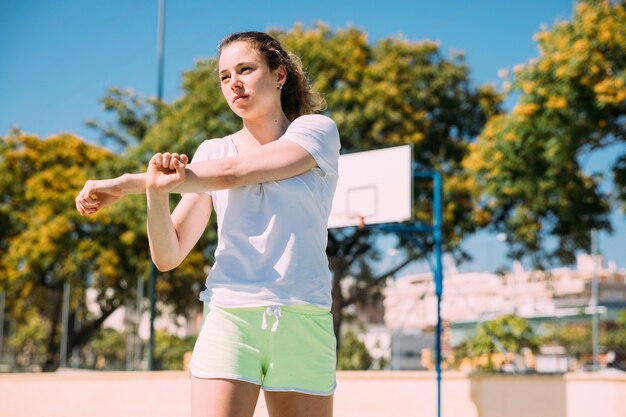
[189, 304, 337, 396]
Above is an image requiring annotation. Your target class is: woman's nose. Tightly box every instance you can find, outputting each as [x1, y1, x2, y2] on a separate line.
[230, 76, 243, 90]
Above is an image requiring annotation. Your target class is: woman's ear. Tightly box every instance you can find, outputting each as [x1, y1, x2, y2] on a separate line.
[275, 65, 287, 84]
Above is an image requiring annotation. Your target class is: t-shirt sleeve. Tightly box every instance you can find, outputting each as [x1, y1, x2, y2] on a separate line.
[190, 140, 211, 164]
[281, 114, 341, 177]
[189, 138, 231, 196]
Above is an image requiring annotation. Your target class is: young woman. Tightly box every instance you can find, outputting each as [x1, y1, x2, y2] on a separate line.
[75, 32, 340, 417]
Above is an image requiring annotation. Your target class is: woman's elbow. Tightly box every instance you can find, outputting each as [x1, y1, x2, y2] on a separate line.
[218, 160, 246, 189]
[152, 257, 180, 272]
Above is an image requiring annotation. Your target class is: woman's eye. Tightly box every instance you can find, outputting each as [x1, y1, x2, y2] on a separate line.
[220, 75, 230, 82]
[241, 67, 253, 73]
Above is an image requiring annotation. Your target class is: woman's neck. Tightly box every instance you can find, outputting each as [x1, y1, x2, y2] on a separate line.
[241, 112, 291, 145]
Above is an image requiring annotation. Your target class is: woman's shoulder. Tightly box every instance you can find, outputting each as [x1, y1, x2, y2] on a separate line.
[284, 114, 341, 159]
[288, 114, 339, 140]
[291, 113, 336, 128]
[192, 136, 235, 161]
[197, 135, 229, 147]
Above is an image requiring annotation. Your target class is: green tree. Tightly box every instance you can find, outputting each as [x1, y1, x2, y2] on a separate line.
[10, 309, 48, 369]
[539, 321, 592, 362]
[605, 310, 626, 351]
[337, 329, 373, 370]
[453, 315, 538, 372]
[88, 327, 128, 370]
[465, 0, 626, 265]
[86, 87, 161, 150]
[603, 309, 626, 368]
[153, 330, 196, 370]
[0, 131, 144, 370]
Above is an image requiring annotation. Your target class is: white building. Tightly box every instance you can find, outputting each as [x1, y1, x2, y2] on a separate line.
[384, 254, 626, 331]
[376, 254, 626, 370]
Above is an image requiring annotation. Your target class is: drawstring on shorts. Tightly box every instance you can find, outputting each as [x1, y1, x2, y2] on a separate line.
[261, 306, 282, 332]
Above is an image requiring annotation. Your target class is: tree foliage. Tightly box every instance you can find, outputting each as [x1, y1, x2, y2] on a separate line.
[337, 329, 373, 370]
[539, 321, 592, 361]
[604, 310, 626, 369]
[0, 131, 145, 370]
[0, 130, 206, 370]
[88, 327, 128, 370]
[86, 87, 160, 150]
[453, 315, 538, 372]
[465, 0, 626, 265]
[153, 330, 196, 370]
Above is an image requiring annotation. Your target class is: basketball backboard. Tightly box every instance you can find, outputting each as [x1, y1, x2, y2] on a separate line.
[328, 144, 413, 229]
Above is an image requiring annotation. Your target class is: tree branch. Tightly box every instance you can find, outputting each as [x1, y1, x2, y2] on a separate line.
[71, 298, 122, 349]
[343, 254, 421, 308]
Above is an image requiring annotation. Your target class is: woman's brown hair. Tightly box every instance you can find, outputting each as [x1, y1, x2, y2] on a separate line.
[218, 31, 326, 121]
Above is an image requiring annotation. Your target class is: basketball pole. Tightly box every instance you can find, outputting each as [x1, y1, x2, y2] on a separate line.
[433, 172, 443, 417]
[416, 170, 443, 417]
[373, 170, 443, 417]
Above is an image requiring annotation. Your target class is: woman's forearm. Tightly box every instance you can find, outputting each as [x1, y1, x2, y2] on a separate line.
[115, 159, 237, 195]
[114, 163, 231, 195]
[118, 173, 148, 195]
[146, 191, 183, 271]
[171, 140, 316, 194]
[173, 159, 237, 193]
[117, 137, 315, 196]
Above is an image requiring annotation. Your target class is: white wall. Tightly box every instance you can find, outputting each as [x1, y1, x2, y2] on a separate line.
[0, 370, 624, 417]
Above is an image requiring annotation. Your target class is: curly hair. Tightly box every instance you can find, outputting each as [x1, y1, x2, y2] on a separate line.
[218, 31, 326, 121]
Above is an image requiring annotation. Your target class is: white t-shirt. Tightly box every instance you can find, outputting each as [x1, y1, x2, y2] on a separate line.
[190, 114, 341, 310]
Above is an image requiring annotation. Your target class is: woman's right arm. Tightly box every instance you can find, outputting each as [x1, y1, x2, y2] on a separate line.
[147, 191, 213, 272]
[74, 173, 147, 216]
[74, 154, 188, 216]
[145, 153, 213, 271]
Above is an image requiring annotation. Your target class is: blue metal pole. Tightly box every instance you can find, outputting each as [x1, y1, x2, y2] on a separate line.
[156, 0, 165, 102]
[377, 169, 443, 415]
[147, 0, 166, 372]
[433, 172, 443, 417]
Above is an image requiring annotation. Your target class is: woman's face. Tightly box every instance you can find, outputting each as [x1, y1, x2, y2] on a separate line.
[218, 41, 284, 120]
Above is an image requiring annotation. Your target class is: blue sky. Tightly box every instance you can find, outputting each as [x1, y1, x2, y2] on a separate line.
[2, 0, 624, 272]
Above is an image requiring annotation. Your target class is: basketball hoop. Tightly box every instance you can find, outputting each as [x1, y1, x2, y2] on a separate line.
[328, 145, 413, 229]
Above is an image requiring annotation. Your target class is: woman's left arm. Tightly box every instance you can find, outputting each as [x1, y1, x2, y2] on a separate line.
[173, 139, 317, 194]
[74, 143, 315, 214]
[173, 114, 339, 194]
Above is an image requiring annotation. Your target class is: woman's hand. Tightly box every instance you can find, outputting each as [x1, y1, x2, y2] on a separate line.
[146, 152, 189, 195]
[75, 178, 124, 216]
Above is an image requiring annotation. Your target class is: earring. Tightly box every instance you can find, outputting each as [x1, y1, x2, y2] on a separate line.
[277, 83, 282, 90]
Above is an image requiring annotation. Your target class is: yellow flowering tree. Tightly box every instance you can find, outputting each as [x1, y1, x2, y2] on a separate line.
[0, 131, 209, 370]
[465, 0, 626, 264]
[0, 132, 144, 369]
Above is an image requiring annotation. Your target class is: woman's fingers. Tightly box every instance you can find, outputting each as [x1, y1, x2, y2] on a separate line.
[150, 152, 189, 170]
[162, 152, 171, 169]
[151, 152, 188, 170]
[74, 181, 103, 216]
[150, 153, 163, 167]
[171, 153, 188, 169]
[76, 197, 98, 215]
